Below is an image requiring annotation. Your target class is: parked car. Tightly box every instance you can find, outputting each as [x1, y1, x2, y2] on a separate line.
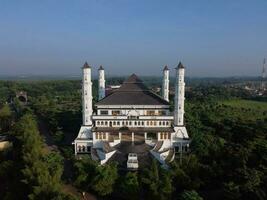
[127, 153, 138, 169]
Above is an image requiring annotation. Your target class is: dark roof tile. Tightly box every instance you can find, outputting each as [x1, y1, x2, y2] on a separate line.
[96, 74, 169, 106]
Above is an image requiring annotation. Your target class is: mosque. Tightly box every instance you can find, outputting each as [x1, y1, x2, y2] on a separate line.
[73, 62, 190, 167]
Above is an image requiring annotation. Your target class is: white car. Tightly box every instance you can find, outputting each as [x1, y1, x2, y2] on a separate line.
[127, 153, 138, 169]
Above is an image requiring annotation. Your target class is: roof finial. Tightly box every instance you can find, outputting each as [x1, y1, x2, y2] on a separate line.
[82, 62, 91, 69]
[98, 65, 104, 70]
[176, 61, 185, 69]
[163, 65, 169, 71]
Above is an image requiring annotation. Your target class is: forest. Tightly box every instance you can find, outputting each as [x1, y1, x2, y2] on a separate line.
[0, 77, 266, 200]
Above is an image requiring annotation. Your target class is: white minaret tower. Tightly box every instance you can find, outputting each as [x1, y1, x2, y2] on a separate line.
[82, 62, 93, 126]
[162, 65, 169, 102]
[261, 58, 266, 90]
[174, 62, 185, 126]
[98, 65, 105, 100]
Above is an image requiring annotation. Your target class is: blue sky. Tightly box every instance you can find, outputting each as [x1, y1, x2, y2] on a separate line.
[0, 0, 266, 77]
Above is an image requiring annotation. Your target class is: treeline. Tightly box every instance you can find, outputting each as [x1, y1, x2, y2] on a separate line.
[71, 156, 202, 200]
[0, 109, 77, 199]
[1, 79, 267, 200]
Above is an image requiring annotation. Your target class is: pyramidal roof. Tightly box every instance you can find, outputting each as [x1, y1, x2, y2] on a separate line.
[96, 74, 169, 106]
[163, 65, 169, 71]
[82, 62, 91, 69]
[118, 74, 148, 91]
[176, 62, 185, 69]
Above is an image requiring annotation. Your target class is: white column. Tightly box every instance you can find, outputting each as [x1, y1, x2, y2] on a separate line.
[162, 65, 169, 102]
[119, 132, 122, 140]
[98, 66, 105, 100]
[74, 143, 77, 155]
[144, 132, 147, 140]
[82, 62, 93, 126]
[132, 132, 134, 142]
[174, 62, 185, 126]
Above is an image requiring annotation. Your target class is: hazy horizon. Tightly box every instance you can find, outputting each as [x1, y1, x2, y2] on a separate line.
[0, 0, 266, 77]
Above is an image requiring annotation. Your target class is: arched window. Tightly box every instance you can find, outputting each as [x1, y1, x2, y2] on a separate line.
[82, 146, 86, 152]
[78, 145, 81, 152]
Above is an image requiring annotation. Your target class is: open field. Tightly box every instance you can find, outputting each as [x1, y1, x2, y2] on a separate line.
[221, 99, 267, 111]
[220, 99, 267, 120]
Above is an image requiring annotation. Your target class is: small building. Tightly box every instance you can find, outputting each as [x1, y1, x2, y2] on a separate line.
[73, 62, 190, 167]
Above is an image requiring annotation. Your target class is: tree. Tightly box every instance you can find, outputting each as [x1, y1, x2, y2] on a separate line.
[141, 159, 173, 200]
[12, 113, 66, 199]
[0, 104, 12, 132]
[119, 172, 140, 200]
[91, 162, 118, 196]
[73, 158, 118, 197]
[179, 190, 203, 200]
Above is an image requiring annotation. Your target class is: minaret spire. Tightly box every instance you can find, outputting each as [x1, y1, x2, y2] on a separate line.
[162, 65, 169, 102]
[98, 65, 106, 100]
[82, 62, 93, 126]
[261, 58, 266, 90]
[174, 62, 185, 126]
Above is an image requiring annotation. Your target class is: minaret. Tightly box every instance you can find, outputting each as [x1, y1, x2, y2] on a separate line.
[261, 58, 266, 90]
[162, 65, 169, 102]
[98, 65, 105, 100]
[174, 62, 185, 126]
[82, 62, 93, 126]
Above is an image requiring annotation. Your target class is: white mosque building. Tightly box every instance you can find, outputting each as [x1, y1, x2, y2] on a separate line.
[73, 62, 190, 167]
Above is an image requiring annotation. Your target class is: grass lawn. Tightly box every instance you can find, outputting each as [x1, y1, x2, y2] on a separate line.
[221, 99, 267, 111]
[219, 99, 267, 121]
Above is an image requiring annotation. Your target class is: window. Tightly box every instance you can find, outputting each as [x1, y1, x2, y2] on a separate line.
[147, 110, 155, 116]
[100, 110, 108, 115]
[96, 132, 106, 140]
[78, 145, 81, 152]
[159, 121, 162, 126]
[112, 110, 120, 116]
[158, 110, 166, 115]
[141, 121, 144, 126]
[135, 121, 137, 126]
[128, 116, 138, 119]
[160, 132, 169, 140]
[97, 121, 100, 125]
[117, 121, 120, 126]
[105, 121, 108, 125]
